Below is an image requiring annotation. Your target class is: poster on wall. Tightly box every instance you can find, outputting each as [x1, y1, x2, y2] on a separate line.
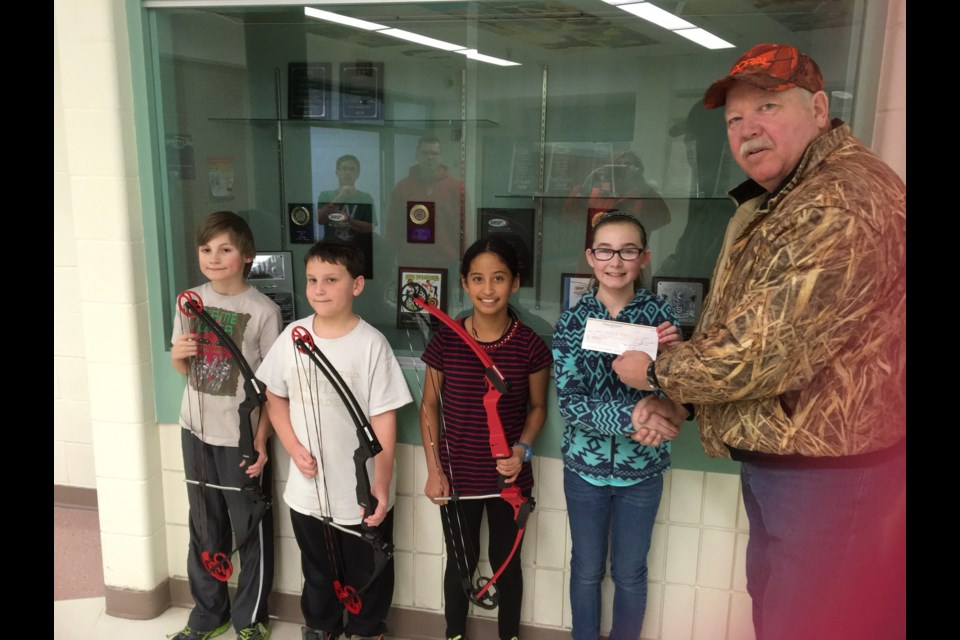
[288, 63, 332, 120]
[397, 267, 447, 329]
[165, 133, 195, 180]
[478, 208, 535, 287]
[340, 62, 384, 121]
[207, 157, 234, 198]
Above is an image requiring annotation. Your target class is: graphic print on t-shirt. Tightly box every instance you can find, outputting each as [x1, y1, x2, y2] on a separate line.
[189, 306, 252, 396]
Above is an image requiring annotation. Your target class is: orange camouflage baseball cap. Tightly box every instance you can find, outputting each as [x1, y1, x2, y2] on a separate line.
[703, 43, 824, 109]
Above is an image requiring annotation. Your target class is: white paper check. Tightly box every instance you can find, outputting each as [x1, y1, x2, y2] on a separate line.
[581, 318, 659, 358]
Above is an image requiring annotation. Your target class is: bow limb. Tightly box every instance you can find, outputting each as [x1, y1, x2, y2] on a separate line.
[411, 297, 534, 610]
[411, 298, 511, 457]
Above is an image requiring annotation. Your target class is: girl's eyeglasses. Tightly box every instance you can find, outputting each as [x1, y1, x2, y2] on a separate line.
[589, 247, 646, 261]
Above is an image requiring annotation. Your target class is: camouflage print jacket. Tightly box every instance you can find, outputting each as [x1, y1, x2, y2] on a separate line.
[656, 121, 906, 459]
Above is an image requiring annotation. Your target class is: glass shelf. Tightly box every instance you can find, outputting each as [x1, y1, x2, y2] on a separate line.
[209, 117, 499, 129]
[495, 194, 730, 201]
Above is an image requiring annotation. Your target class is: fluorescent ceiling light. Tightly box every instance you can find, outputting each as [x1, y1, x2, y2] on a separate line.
[302, 7, 520, 66]
[378, 28, 466, 51]
[456, 49, 520, 67]
[605, 1, 733, 51]
[619, 2, 695, 31]
[303, 7, 384, 31]
[672, 28, 734, 49]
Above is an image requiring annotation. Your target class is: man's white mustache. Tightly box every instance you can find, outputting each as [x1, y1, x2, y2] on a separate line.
[739, 138, 773, 159]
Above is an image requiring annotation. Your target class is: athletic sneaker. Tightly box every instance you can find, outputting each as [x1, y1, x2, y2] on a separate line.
[238, 622, 271, 640]
[167, 621, 231, 640]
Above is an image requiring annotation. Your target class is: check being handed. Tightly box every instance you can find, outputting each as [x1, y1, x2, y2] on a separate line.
[581, 318, 659, 359]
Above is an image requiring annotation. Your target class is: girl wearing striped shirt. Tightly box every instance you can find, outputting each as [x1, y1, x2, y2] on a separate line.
[420, 237, 552, 640]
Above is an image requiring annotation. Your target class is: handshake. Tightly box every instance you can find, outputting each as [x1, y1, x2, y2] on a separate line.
[629, 395, 690, 448]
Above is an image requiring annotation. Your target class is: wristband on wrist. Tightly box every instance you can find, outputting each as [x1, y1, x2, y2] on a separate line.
[513, 441, 533, 463]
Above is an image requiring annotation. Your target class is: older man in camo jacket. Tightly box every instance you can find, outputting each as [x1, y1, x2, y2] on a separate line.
[614, 44, 905, 640]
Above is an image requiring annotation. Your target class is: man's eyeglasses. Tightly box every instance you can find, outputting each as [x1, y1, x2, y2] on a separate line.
[589, 247, 646, 261]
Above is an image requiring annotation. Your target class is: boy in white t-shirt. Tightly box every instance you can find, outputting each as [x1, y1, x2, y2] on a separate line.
[257, 240, 412, 640]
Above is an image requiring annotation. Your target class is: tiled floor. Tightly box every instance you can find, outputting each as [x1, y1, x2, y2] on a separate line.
[52, 505, 405, 639]
[53, 597, 322, 639]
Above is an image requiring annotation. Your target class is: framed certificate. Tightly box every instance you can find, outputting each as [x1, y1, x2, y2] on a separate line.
[288, 63, 332, 120]
[561, 273, 593, 312]
[397, 267, 447, 329]
[652, 276, 710, 338]
[340, 62, 384, 121]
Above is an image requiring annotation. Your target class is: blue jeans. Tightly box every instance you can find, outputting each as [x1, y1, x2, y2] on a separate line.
[741, 449, 906, 640]
[564, 467, 663, 640]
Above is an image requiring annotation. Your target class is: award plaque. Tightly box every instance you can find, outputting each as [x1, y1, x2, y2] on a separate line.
[288, 63, 332, 120]
[406, 201, 436, 243]
[288, 203, 316, 244]
[651, 277, 710, 339]
[340, 62, 384, 121]
[478, 208, 535, 287]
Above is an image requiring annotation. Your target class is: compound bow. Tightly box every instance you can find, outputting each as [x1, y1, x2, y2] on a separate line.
[290, 325, 393, 614]
[411, 296, 534, 609]
[176, 290, 273, 582]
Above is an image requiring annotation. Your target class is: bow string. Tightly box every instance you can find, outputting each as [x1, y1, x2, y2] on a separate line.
[411, 296, 534, 609]
[176, 290, 273, 582]
[290, 325, 394, 614]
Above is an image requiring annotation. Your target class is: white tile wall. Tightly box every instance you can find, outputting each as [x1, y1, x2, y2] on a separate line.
[642, 581, 664, 639]
[661, 584, 696, 640]
[648, 522, 668, 582]
[393, 494, 415, 552]
[393, 551, 415, 607]
[101, 528, 168, 590]
[91, 420, 160, 480]
[413, 552, 443, 610]
[535, 509, 568, 569]
[54, 443, 69, 485]
[698, 530, 736, 590]
[274, 482, 296, 539]
[665, 524, 701, 585]
[732, 533, 749, 593]
[533, 567, 565, 627]
[702, 473, 739, 529]
[63, 441, 97, 487]
[54, 398, 93, 444]
[275, 536, 304, 594]
[162, 470, 190, 526]
[727, 592, 756, 640]
[166, 522, 190, 578]
[533, 456, 566, 510]
[692, 589, 730, 640]
[97, 475, 165, 537]
[669, 469, 704, 524]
